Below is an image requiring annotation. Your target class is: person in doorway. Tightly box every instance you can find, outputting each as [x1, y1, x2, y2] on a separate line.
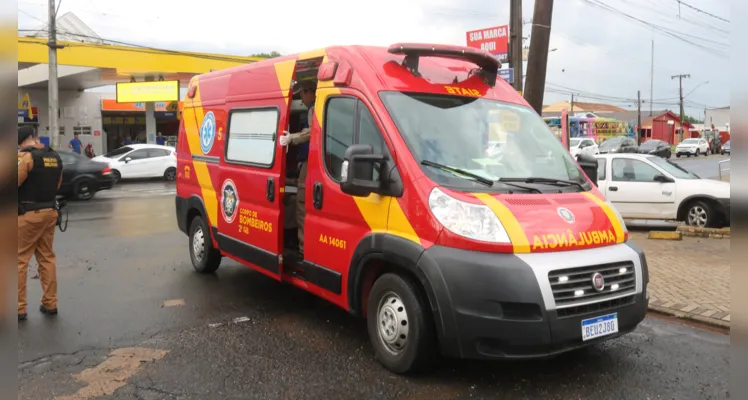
[123, 135, 133, 146]
[17, 126, 63, 321]
[68, 133, 82, 154]
[279, 80, 316, 256]
[156, 131, 166, 146]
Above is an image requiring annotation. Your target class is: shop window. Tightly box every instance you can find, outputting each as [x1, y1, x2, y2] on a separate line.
[74, 126, 92, 136]
[226, 108, 278, 167]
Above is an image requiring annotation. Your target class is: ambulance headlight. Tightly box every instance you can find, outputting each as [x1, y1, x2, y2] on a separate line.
[428, 187, 510, 243]
[607, 199, 628, 234]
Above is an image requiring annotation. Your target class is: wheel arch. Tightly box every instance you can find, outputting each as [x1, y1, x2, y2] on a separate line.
[347, 234, 449, 350]
[178, 195, 216, 241]
[677, 194, 721, 221]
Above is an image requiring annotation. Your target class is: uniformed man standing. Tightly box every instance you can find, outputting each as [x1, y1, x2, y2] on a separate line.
[17, 126, 63, 321]
[279, 80, 316, 256]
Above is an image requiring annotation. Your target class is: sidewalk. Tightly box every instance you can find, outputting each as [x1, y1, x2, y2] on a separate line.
[629, 232, 730, 328]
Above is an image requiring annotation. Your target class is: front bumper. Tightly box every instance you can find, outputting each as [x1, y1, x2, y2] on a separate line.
[96, 175, 116, 191]
[676, 147, 697, 155]
[418, 241, 649, 360]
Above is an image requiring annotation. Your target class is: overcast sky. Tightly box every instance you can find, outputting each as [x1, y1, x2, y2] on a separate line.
[18, 0, 730, 119]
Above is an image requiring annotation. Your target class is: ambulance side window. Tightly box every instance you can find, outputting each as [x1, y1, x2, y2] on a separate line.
[226, 108, 279, 167]
[357, 105, 389, 181]
[323, 97, 389, 182]
[324, 97, 356, 180]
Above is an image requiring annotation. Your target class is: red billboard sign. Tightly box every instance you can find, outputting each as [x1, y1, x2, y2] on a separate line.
[466, 25, 509, 60]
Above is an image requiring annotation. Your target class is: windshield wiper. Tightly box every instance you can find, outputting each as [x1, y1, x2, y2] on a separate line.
[495, 178, 542, 193]
[421, 160, 493, 187]
[500, 177, 586, 191]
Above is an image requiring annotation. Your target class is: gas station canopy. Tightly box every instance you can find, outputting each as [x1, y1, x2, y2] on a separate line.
[18, 12, 263, 91]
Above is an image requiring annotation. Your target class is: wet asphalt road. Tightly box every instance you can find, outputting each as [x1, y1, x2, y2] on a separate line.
[18, 183, 729, 399]
[670, 154, 729, 179]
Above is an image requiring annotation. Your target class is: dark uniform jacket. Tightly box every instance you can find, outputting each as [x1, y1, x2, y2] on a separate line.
[18, 144, 63, 212]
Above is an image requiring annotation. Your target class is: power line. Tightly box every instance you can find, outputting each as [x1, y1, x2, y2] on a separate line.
[674, 0, 729, 23]
[586, 0, 729, 48]
[579, 0, 729, 58]
[18, 8, 46, 24]
[620, 0, 729, 36]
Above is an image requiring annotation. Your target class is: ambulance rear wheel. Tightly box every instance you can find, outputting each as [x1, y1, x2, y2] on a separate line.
[189, 215, 221, 273]
[367, 272, 435, 374]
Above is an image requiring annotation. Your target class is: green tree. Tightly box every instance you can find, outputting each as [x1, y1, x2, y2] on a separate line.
[251, 51, 281, 58]
[684, 115, 703, 124]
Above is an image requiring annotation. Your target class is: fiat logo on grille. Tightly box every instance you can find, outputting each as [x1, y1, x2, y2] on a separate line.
[591, 272, 605, 292]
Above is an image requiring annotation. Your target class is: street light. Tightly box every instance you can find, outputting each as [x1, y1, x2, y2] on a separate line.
[684, 80, 709, 98]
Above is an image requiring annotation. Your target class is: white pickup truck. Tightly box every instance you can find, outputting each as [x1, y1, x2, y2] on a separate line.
[593, 153, 730, 228]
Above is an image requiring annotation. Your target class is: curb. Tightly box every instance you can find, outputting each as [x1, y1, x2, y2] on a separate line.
[647, 304, 730, 329]
[648, 231, 682, 240]
[676, 226, 730, 239]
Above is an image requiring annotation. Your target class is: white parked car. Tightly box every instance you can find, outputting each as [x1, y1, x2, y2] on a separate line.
[570, 137, 599, 158]
[595, 153, 730, 228]
[675, 138, 709, 157]
[93, 144, 177, 182]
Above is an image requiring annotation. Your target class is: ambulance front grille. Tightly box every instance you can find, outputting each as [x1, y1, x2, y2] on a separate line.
[548, 261, 636, 309]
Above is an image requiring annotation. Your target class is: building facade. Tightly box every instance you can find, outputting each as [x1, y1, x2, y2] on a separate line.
[18, 89, 111, 155]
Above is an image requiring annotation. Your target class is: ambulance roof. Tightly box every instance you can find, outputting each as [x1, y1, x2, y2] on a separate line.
[192, 44, 529, 109]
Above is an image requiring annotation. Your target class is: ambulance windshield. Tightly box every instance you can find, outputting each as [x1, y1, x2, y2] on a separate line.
[379, 91, 586, 191]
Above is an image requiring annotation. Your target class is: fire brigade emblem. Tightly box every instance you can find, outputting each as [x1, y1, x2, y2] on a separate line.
[200, 111, 216, 154]
[557, 207, 575, 224]
[221, 179, 239, 223]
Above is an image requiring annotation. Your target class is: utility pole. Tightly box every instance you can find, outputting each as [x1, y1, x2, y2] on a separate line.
[509, 0, 523, 92]
[48, 0, 61, 150]
[649, 39, 654, 116]
[523, 0, 554, 115]
[570, 93, 574, 114]
[672, 73, 690, 143]
[637, 90, 642, 145]
[567, 94, 574, 151]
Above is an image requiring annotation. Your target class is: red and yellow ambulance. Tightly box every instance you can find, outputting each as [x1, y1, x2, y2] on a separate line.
[175, 43, 649, 374]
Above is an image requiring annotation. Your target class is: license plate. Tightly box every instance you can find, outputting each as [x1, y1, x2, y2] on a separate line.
[581, 313, 619, 341]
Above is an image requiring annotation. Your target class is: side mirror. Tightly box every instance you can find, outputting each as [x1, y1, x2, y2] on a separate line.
[124, 157, 132, 163]
[654, 174, 674, 183]
[340, 144, 385, 197]
[576, 153, 598, 187]
[579, 142, 588, 148]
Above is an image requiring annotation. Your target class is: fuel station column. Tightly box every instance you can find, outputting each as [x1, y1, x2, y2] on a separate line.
[145, 101, 157, 144]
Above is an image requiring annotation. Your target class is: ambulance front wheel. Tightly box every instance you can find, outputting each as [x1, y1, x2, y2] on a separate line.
[189, 215, 222, 273]
[367, 272, 436, 374]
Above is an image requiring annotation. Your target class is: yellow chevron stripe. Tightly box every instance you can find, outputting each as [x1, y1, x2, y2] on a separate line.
[474, 193, 531, 253]
[183, 78, 218, 227]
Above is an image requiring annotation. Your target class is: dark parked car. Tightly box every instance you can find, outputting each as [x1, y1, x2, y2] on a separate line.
[721, 140, 730, 155]
[58, 151, 116, 200]
[598, 136, 638, 154]
[638, 139, 671, 158]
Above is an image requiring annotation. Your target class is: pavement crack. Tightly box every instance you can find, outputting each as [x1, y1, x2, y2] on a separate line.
[18, 347, 106, 371]
[134, 384, 185, 398]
